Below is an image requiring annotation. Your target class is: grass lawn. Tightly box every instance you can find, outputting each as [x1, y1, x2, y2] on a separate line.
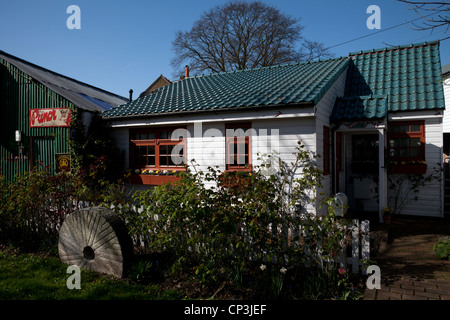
[0, 247, 183, 300]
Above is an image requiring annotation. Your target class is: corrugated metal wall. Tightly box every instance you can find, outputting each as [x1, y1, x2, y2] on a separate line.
[0, 58, 72, 180]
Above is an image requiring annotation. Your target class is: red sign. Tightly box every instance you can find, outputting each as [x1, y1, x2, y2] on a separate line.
[29, 108, 71, 128]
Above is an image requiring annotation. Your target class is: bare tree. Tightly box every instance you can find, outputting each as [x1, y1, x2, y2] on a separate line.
[398, 0, 450, 38]
[171, 0, 333, 76]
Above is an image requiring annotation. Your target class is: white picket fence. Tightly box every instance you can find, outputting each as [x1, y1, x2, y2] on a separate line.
[338, 219, 370, 274]
[266, 219, 370, 274]
[67, 203, 371, 274]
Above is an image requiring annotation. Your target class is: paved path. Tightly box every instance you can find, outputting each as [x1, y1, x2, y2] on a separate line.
[363, 217, 450, 300]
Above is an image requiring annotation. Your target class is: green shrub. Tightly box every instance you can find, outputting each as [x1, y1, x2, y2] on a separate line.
[122, 141, 354, 298]
[0, 162, 131, 252]
[434, 237, 450, 260]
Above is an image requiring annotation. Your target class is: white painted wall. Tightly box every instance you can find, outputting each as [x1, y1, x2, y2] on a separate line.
[442, 76, 450, 133]
[387, 115, 444, 218]
[314, 68, 348, 214]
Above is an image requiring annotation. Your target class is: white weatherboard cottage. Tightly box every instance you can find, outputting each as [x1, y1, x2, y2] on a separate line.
[102, 41, 446, 221]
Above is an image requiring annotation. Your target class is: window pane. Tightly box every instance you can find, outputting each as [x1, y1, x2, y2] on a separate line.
[148, 146, 155, 166]
[389, 148, 396, 157]
[226, 125, 251, 168]
[410, 147, 421, 157]
[170, 144, 185, 166]
[411, 124, 421, 132]
[390, 126, 399, 133]
[398, 125, 409, 133]
[399, 138, 409, 147]
[160, 145, 168, 155]
[399, 148, 409, 157]
[411, 137, 421, 146]
[160, 131, 168, 139]
[237, 143, 246, 155]
[138, 146, 147, 167]
[160, 155, 168, 166]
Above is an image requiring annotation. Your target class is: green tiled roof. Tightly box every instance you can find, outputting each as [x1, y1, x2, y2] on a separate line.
[332, 41, 445, 122]
[331, 95, 388, 121]
[102, 57, 349, 118]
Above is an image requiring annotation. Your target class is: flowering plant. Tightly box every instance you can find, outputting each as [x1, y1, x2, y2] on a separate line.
[391, 160, 426, 165]
[133, 169, 179, 176]
[382, 206, 393, 217]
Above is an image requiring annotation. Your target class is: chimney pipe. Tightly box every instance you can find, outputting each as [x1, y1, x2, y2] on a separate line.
[129, 89, 133, 102]
[185, 65, 189, 78]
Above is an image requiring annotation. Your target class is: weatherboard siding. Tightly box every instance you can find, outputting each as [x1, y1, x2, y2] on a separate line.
[443, 76, 450, 133]
[387, 116, 443, 218]
[314, 68, 348, 214]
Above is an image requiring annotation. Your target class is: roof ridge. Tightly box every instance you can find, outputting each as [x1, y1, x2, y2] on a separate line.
[348, 40, 440, 57]
[187, 56, 348, 79]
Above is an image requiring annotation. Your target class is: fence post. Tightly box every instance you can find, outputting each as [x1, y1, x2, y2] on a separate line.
[351, 219, 360, 273]
[360, 220, 370, 275]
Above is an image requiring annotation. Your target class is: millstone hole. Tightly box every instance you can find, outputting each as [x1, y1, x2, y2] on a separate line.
[83, 246, 95, 260]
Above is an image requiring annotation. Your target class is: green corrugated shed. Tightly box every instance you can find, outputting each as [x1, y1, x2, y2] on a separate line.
[0, 51, 127, 181]
[0, 58, 72, 180]
[331, 41, 445, 122]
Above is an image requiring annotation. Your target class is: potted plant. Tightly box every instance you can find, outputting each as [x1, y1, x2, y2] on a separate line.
[382, 207, 393, 225]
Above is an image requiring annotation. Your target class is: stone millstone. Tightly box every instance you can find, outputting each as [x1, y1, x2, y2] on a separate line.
[58, 206, 133, 278]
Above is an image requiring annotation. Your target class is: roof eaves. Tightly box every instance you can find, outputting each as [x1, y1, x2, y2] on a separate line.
[102, 101, 315, 121]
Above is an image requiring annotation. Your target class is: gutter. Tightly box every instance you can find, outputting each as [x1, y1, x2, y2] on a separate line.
[101, 101, 315, 121]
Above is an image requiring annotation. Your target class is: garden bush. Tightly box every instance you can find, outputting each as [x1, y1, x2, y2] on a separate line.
[0, 160, 131, 252]
[123, 141, 358, 299]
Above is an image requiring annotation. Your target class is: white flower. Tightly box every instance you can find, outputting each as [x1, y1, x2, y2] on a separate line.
[280, 267, 287, 274]
[259, 264, 266, 271]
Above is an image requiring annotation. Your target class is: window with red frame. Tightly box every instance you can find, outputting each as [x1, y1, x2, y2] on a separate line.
[225, 123, 252, 171]
[388, 121, 425, 161]
[323, 126, 330, 175]
[130, 127, 187, 170]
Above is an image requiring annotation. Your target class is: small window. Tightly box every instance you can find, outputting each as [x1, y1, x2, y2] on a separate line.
[225, 123, 252, 171]
[130, 127, 186, 170]
[388, 121, 425, 161]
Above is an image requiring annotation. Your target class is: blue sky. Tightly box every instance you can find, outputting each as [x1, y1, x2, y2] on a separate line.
[1, 0, 449, 98]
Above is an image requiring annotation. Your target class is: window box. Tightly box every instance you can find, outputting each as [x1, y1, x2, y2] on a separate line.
[130, 174, 182, 185]
[389, 163, 427, 175]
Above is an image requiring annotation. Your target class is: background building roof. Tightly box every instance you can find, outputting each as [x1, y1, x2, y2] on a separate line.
[0, 50, 128, 112]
